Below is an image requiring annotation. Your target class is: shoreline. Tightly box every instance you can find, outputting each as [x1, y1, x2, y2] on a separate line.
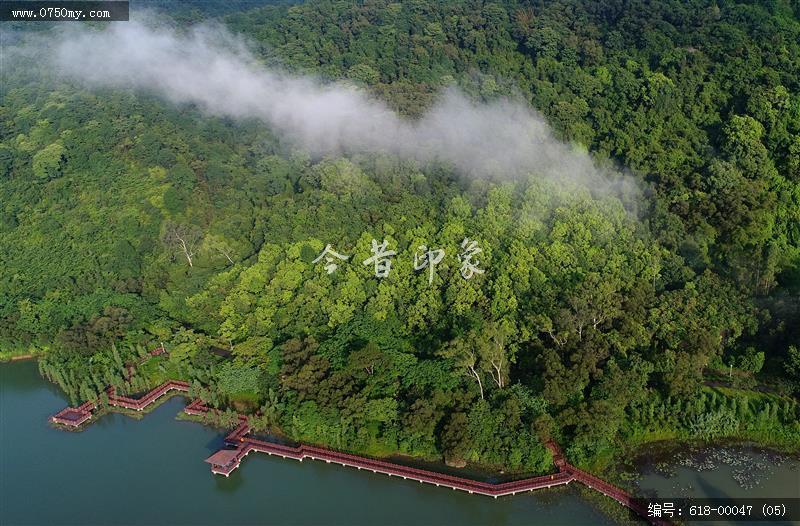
[11, 358, 796, 523]
[9, 353, 36, 362]
[47, 378, 670, 525]
[602, 437, 800, 507]
[6, 357, 792, 478]
[619, 439, 800, 509]
[0, 353, 38, 363]
[590, 436, 800, 496]
[623, 438, 800, 471]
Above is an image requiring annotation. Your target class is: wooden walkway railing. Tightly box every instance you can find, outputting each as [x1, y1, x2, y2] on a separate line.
[218, 432, 574, 496]
[50, 380, 189, 426]
[51, 376, 671, 525]
[51, 399, 97, 426]
[106, 381, 190, 411]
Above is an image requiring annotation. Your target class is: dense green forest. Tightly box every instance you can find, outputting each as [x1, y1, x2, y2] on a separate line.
[2, 0, 799, 473]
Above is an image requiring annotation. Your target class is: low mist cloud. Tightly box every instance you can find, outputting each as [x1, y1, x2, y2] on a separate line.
[15, 20, 624, 187]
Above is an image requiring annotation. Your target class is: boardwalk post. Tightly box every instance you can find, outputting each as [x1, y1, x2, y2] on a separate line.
[50, 377, 670, 526]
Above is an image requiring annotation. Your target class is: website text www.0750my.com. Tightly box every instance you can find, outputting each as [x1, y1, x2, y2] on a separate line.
[10, 7, 110, 20]
[0, 1, 129, 21]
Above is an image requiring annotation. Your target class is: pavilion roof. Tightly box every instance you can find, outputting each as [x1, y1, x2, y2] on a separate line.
[205, 449, 240, 466]
[59, 410, 86, 420]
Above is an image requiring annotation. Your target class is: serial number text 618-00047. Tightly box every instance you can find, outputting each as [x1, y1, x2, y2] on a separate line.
[635, 498, 798, 521]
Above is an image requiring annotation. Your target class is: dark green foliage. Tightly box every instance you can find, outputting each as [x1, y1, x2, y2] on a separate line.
[3, 0, 800, 469]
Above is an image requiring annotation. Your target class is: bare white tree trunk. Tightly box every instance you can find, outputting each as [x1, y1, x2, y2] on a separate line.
[548, 329, 566, 346]
[178, 236, 194, 266]
[162, 221, 202, 268]
[468, 365, 484, 400]
[218, 248, 234, 264]
[490, 358, 504, 388]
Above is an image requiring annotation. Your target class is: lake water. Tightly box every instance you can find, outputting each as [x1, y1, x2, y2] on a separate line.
[0, 361, 614, 526]
[635, 445, 798, 500]
[3, 360, 797, 525]
[632, 443, 799, 526]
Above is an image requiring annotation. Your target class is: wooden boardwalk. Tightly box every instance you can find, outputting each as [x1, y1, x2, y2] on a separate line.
[211, 420, 671, 524]
[211, 428, 574, 496]
[51, 377, 671, 525]
[105, 380, 190, 411]
[51, 380, 189, 426]
[51, 399, 96, 426]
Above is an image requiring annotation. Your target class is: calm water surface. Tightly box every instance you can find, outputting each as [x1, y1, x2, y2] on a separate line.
[1, 361, 614, 526]
[3, 360, 797, 525]
[633, 443, 799, 526]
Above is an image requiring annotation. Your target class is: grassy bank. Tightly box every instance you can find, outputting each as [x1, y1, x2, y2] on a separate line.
[576, 385, 800, 485]
[0, 344, 45, 362]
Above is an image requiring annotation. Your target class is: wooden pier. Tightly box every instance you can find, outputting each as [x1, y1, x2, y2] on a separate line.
[50, 380, 190, 426]
[207, 420, 670, 524]
[208, 432, 574, 496]
[105, 380, 190, 411]
[51, 377, 671, 525]
[51, 400, 96, 427]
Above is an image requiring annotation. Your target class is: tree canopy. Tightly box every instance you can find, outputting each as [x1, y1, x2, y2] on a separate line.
[3, 0, 799, 471]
